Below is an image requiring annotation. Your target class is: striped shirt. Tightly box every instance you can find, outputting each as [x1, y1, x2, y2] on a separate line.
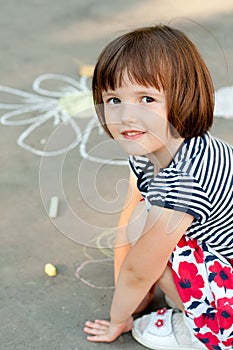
[129, 133, 233, 258]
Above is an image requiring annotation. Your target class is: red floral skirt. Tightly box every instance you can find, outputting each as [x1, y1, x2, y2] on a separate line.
[170, 236, 233, 350]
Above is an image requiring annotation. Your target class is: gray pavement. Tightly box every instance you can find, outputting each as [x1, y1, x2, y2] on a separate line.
[1, 1, 233, 349]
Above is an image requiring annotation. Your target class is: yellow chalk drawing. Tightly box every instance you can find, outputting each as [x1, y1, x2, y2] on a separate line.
[76, 229, 115, 289]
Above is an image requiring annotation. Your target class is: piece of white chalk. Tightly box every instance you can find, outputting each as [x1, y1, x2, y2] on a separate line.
[48, 196, 59, 218]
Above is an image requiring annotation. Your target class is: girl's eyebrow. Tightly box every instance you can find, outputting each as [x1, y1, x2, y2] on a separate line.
[136, 89, 163, 96]
[102, 89, 164, 97]
[102, 92, 114, 97]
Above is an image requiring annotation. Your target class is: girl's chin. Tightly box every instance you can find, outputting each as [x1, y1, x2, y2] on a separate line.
[117, 140, 158, 157]
[119, 147, 150, 157]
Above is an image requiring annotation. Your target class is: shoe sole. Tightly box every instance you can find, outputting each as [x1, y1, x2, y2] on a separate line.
[132, 328, 204, 350]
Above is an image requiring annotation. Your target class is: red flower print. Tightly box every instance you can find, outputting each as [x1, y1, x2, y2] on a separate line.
[194, 311, 220, 334]
[222, 337, 233, 348]
[209, 261, 233, 289]
[177, 236, 187, 248]
[176, 237, 204, 263]
[173, 262, 204, 303]
[195, 332, 220, 349]
[191, 239, 204, 264]
[216, 297, 233, 330]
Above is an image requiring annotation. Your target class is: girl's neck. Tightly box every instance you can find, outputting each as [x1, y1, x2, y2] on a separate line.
[146, 137, 184, 173]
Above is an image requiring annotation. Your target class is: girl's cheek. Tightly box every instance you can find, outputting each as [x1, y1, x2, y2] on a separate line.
[104, 113, 115, 132]
[105, 111, 119, 127]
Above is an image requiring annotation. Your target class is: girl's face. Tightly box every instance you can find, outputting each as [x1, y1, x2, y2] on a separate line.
[102, 72, 182, 167]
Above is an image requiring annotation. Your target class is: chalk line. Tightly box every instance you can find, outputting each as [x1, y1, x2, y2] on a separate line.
[75, 258, 114, 289]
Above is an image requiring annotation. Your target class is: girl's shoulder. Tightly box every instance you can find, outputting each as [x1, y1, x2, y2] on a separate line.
[207, 132, 233, 151]
[173, 133, 233, 170]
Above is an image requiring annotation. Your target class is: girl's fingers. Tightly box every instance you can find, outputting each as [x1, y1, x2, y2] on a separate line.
[84, 320, 112, 336]
[86, 334, 110, 342]
[84, 326, 107, 336]
[94, 319, 111, 326]
[85, 320, 109, 329]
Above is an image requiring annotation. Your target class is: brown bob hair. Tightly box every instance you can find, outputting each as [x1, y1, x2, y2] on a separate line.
[92, 25, 214, 139]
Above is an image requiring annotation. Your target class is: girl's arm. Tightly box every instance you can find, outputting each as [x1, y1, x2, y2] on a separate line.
[114, 170, 142, 285]
[84, 205, 193, 341]
[110, 206, 193, 323]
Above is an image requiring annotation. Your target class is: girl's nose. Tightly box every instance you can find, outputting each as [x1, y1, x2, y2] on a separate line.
[121, 103, 138, 124]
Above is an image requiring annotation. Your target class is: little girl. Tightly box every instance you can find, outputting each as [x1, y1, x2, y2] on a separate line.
[84, 25, 233, 350]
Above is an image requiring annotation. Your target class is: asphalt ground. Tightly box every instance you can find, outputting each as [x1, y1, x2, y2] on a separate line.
[0, 1, 233, 349]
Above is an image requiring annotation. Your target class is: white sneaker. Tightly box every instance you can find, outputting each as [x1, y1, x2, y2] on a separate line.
[132, 308, 206, 350]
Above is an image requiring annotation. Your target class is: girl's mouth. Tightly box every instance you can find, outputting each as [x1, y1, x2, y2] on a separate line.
[121, 130, 145, 139]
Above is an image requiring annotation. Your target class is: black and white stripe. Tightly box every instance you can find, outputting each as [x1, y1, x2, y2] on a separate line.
[129, 133, 233, 259]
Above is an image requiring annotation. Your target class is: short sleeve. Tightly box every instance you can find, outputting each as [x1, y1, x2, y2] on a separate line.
[147, 169, 211, 224]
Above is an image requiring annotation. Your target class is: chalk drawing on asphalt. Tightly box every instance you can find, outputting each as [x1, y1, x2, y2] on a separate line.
[75, 229, 115, 290]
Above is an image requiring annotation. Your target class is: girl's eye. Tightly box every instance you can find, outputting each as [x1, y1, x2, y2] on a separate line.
[141, 96, 155, 103]
[107, 97, 121, 105]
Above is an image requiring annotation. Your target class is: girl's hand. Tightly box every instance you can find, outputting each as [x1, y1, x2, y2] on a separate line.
[84, 316, 133, 342]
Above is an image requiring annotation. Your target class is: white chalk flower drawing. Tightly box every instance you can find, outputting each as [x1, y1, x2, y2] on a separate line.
[0, 69, 126, 164]
[0, 73, 89, 156]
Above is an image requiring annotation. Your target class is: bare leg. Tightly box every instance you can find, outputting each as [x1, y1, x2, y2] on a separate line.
[157, 265, 184, 311]
[126, 202, 183, 313]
